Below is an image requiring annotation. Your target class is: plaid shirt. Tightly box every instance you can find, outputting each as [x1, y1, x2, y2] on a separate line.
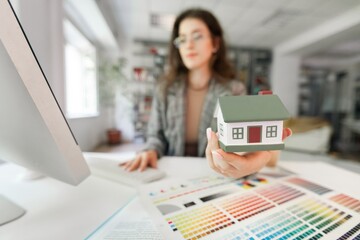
[142, 76, 246, 157]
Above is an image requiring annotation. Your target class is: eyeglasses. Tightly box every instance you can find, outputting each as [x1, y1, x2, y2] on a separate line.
[173, 32, 208, 49]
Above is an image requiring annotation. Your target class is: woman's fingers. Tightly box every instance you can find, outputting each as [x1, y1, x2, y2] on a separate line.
[138, 151, 158, 171]
[229, 151, 270, 169]
[206, 128, 221, 174]
[212, 149, 271, 178]
[139, 155, 149, 172]
[211, 150, 233, 172]
[149, 156, 158, 169]
[206, 128, 246, 176]
[126, 157, 142, 171]
[206, 147, 221, 174]
[205, 127, 290, 178]
[121, 159, 134, 169]
[209, 129, 220, 150]
[121, 154, 141, 169]
[207, 152, 221, 174]
[120, 150, 158, 172]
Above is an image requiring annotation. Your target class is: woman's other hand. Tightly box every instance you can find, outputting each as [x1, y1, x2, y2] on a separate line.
[120, 150, 158, 172]
[205, 128, 292, 178]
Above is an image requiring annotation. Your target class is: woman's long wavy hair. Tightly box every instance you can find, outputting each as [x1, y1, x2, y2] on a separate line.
[161, 8, 236, 93]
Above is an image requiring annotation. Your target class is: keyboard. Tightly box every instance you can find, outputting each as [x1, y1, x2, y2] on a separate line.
[83, 152, 166, 187]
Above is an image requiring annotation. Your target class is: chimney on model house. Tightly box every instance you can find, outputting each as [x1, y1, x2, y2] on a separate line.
[258, 90, 273, 95]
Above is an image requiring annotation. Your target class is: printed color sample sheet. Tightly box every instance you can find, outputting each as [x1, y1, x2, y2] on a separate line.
[86, 197, 162, 240]
[139, 168, 360, 240]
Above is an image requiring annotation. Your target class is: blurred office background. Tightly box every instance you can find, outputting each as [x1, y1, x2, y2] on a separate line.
[10, 0, 360, 161]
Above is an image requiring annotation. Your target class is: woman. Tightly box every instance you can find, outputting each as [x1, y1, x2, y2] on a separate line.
[122, 8, 291, 177]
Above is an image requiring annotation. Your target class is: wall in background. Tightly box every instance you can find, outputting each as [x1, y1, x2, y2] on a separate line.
[271, 54, 301, 116]
[16, 0, 109, 151]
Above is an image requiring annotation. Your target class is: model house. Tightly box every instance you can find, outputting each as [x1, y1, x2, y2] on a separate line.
[212, 91, 290, 152]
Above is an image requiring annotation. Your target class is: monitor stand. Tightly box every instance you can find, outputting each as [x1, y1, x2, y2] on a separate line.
[0, 195, 26, 225]
[18, 168, 45, 181]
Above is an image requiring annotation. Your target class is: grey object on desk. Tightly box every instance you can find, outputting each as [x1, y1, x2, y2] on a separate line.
[85, 155, 166, 187]
[0, 195, 26, 226]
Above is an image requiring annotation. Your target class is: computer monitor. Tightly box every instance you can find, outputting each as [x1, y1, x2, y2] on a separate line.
[0, 0, 90, 225]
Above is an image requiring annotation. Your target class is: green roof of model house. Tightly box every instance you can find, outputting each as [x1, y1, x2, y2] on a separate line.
[218, 95, 290, 122]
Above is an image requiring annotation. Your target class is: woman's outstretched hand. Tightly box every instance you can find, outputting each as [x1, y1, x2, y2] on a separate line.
[120, 150, 158, 172]
[205, 128, 292, 178]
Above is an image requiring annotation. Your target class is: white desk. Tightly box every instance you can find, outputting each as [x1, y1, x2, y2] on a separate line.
[0, 164, 136, 240]
[1, 153, 360, 240]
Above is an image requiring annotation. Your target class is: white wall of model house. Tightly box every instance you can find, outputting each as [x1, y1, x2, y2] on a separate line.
[217, 110, 227, 144]
[217, 110, 283, 146]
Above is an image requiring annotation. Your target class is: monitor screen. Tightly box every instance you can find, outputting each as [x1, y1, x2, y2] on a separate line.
[0, 0, 91, 225]
[0, 0, 90, 185]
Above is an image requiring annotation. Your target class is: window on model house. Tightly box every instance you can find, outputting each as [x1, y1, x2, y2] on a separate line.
[266, 126, 277, 138]
[232, 127, 244, 139]
[64, 19, 98, 118]
[219, 123, 224, 137]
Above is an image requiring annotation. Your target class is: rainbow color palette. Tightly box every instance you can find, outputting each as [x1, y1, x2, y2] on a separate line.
[246, 210, 323, 240]
[287, 198, 352, 235]
[330, 193, 360, 213]
[139, 172, 360, 240]
[166, 204, 234, 239]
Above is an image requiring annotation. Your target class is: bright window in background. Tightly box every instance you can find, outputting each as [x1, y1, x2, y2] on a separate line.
[64, 19, 98, 118]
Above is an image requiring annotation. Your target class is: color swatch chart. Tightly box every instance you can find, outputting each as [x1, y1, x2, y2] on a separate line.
[330, 194, 360, 213]
[246, 210, 323, 240]
[286, 178, 332, 195]
[218, 192, 275, 222]
[255, 184, 305, 205]
[287, 198, 352, 236]
[166, 204, 235, 239]
[139, 173, 360, 240]
[147, 175, 260, 205]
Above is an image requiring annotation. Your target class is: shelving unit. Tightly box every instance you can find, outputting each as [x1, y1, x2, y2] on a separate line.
[297, 67, 360, 154]
[340, 75, 360, 154]
[231, 48, 272, 95]
[131, 41, 167, 142]
[297, 68, 328, 116]
[132, 81, 156, 143]
[354, 76, 360, 119]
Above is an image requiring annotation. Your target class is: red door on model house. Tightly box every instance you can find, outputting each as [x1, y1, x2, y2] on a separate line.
[248, 126, 262, 143]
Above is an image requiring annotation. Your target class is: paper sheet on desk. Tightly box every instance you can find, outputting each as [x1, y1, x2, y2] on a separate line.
[139, 165, 360, 240]
[85, 197, 163, 240]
